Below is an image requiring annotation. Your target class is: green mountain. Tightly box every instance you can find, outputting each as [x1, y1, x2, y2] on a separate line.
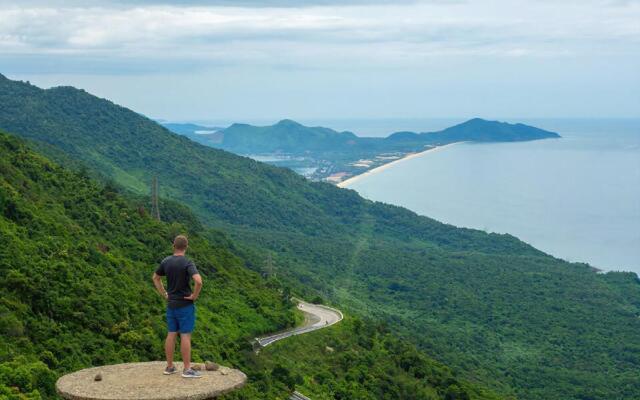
[1, 74, 639, 400]
[167, 118, 559, 154]
[388, 118, 561, 143]
[163, 118, 559, 181]
[0, 131, 498, 400]
[214, 119, 359, 153]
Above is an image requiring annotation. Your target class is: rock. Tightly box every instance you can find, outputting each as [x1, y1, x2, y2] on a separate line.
[191, 364, 202, 371]
[220, 370, 229, 376]
[94, 374, 102, 382]
[56, 361, 247, 400]
[205, 361, 219, 371]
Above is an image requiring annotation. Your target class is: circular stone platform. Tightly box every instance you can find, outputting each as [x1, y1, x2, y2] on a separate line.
[56, 362, 247, 400]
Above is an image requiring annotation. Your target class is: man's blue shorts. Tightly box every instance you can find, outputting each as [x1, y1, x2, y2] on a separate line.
[166, 304, 195, 334]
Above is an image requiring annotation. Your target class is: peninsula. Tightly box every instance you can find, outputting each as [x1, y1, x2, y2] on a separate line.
[164, 118, 560, 183]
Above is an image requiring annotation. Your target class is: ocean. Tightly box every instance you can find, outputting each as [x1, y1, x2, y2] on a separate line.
[329, 118, 640, 274]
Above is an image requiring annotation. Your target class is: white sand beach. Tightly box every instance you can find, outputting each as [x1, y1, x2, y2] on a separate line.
[337, 142, 465, 188]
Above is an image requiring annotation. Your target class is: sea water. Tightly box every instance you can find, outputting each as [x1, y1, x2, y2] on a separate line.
[337, 118, 640, 274]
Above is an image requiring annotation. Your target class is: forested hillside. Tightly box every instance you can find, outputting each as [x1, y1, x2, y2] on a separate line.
[0, 131, 498, 399]
[253, 318, 502, 400]
[1, 74, 639, 399]
[0, 131, 295, 398]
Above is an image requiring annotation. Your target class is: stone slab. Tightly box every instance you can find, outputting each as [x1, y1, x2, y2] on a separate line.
[56, 362, 247, 400]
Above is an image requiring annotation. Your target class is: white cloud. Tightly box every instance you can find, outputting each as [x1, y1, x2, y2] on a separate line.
[0, 0, 637, 70]
[1, 0, 638, 119]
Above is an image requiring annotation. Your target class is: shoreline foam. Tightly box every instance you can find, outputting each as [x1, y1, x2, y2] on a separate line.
[337, 142, 465, 188]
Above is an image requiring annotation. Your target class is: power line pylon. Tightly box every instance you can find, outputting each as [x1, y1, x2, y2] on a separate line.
[151, 176, 160, 221]
[263, 253, 276, 278]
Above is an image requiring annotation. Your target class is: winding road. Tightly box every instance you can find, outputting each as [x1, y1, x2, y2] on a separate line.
[255, 299, 343, 348]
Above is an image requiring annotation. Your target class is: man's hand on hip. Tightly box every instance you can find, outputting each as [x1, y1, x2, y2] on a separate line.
[185, 273, 203, 302]
[184, 294, 198, 301]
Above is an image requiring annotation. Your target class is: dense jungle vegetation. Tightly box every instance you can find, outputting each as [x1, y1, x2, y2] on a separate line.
[0, 132, 496, 399]
[1, 74, 639, 399]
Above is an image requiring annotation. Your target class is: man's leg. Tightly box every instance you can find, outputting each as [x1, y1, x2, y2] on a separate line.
[180, 333, 191, 370]
[178, 304, 198, 377]
[166, 306, 179, 369]
[165, 332, 178, 367]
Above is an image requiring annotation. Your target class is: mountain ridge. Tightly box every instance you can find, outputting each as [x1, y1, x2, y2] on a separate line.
[1, 75, 638, 400]
[163, 117, 559, 181]
[173, 117, 559, 153]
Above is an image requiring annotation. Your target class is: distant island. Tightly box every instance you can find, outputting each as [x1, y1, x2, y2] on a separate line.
[163, 118, 560, 183]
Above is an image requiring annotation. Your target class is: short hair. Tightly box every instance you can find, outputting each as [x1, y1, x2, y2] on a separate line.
[173, 235, 188, 251]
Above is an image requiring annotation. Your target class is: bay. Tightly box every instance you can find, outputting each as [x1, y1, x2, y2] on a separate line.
[344, 118, 640, 274]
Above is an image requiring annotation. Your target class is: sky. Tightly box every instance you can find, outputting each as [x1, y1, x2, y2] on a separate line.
[0, 0, 639, 122]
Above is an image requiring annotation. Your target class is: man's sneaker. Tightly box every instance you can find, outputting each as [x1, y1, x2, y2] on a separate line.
[182, 368, 202, 378]
[163, 366, 177, 375]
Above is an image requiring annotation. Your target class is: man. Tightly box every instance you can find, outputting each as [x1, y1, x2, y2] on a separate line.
[152, 235, 203, 378]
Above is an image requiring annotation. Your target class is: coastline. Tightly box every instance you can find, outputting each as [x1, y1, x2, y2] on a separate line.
[337, 142, 465, 188]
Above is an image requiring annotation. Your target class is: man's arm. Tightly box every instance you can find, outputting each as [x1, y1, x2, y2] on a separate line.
[184, 274, 203, 302]
[152, 273, 168, 300]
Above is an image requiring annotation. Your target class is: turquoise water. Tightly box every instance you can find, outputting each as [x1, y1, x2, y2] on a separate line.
[344, 119, 640, 274]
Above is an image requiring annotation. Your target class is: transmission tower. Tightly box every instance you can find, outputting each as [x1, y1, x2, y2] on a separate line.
[151, 176, 160, 221]
[263, 253, 276, 278]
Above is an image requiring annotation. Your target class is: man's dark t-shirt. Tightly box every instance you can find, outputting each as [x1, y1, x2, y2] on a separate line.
[155, 255, 199, 309]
